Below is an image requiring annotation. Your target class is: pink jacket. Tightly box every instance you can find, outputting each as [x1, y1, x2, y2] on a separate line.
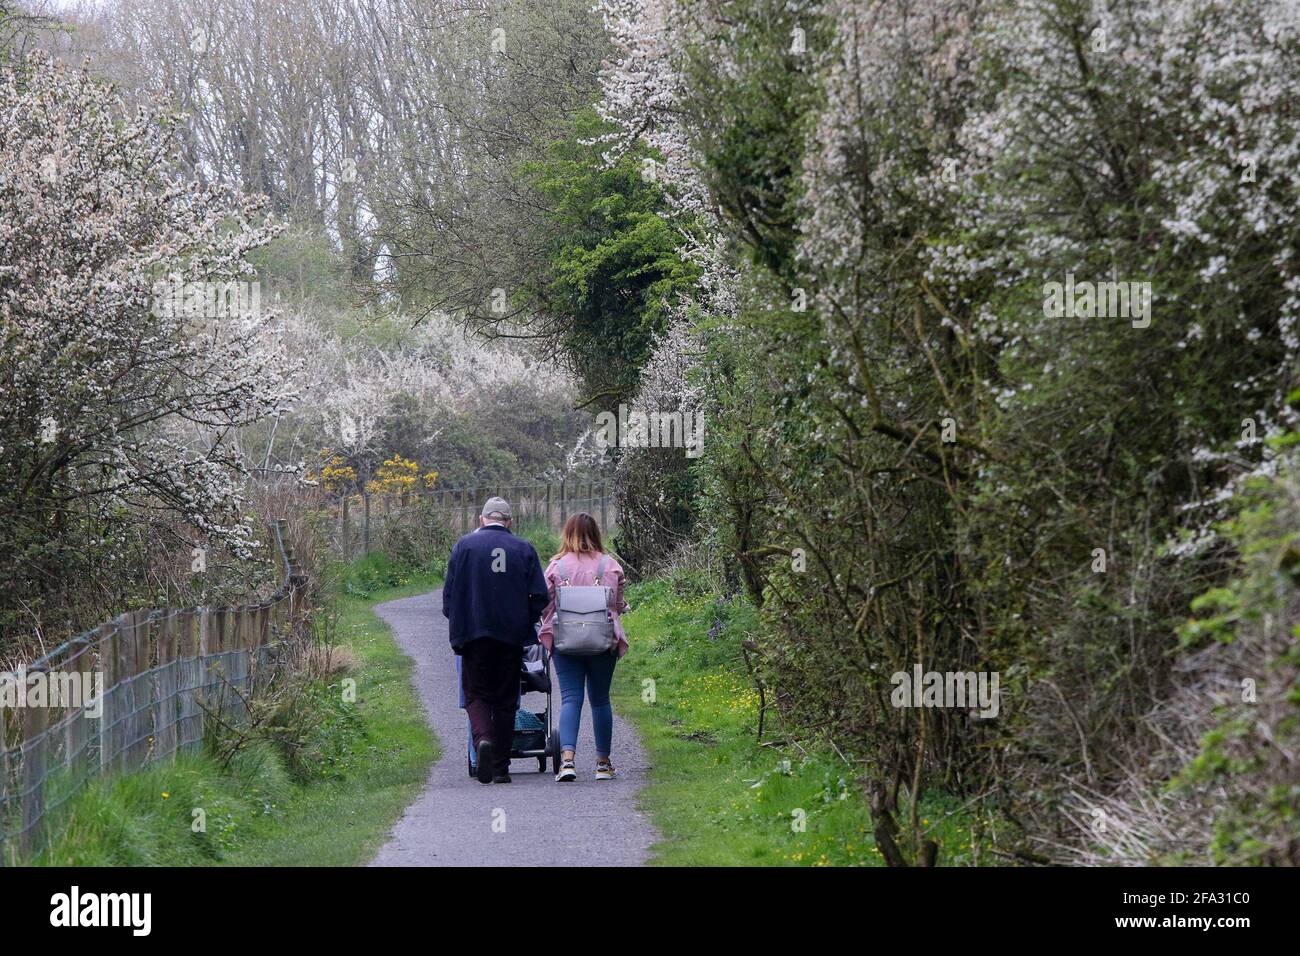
[537, 551, 629, 658]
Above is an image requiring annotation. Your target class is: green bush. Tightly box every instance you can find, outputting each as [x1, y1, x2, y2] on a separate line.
[335, 552, 424, 597]
[377, 500, 456, 575]
[614, 581, 1000, 866]
[596, 0, 1300, 863]
[516, 520, 561, 563]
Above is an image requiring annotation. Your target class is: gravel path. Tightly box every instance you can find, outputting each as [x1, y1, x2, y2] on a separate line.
[368, 589, 658, 867]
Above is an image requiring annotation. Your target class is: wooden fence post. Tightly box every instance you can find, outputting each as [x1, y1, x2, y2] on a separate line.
[118, 611, 141, 772]
[289, 568, 308, 639]
[180, 609, 203, 752]
[201, 608, 219, 727]
[144, 611, 161, 767]
[231, 608, 250, 722]
[197, 607, 209, 660]
[61, 637, 92, 807]
[560, 477, 567, 525]
[340, 495, 351, 561]
[156, 612, 178, 762]
[100, 617, 126, 773]
[601, 479, 608, 530]
[545, 483, 552, 529]
[0, 707, 9, 862]
[253, 603, 270, 693]
[362, 492, 372, 555]
[19, 699, 48, 856]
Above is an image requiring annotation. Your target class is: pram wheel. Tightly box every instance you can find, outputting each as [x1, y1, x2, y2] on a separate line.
[549, 730, 562, 775]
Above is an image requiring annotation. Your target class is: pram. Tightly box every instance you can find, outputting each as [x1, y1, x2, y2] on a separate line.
[459, 642, 562, 776]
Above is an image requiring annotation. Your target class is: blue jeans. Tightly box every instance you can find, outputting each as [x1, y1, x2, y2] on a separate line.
[553, 650, 617, 758]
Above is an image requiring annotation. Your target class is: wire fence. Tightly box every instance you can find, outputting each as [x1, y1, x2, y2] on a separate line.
[0, 520, 310, 864]
[331, 478, 617, 558]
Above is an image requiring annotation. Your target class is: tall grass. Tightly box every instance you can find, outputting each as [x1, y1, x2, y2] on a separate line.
[613, 578, 1005, 866]
[26, 560, 441, 866]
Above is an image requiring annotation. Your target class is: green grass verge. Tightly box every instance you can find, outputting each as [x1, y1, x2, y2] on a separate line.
[514, 519, 561, 563]
[613, 579, 995, 866]
[26, 560, 441, 866]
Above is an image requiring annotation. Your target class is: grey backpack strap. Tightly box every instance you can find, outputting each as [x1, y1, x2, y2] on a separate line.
[594, 553, 611, 585]
[558, 554, 575, 586]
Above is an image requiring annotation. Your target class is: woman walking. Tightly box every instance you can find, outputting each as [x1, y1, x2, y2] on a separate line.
[537, 513, 628, 781]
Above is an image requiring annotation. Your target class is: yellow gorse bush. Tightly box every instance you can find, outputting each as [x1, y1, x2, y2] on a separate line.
[366, 456, 421, 496]
[318, 455, 358, 492]
[311, 452, 438, 496]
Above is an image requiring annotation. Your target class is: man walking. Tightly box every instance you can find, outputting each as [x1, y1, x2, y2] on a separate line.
[443, 496, 549, 784]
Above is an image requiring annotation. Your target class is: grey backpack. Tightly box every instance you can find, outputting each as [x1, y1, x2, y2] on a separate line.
[552, 554, 618, 656]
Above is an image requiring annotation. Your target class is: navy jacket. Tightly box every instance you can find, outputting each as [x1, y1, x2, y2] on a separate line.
[442, 524, 548, 652]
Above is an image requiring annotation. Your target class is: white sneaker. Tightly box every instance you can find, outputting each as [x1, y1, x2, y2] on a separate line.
[594, 759, 616, 780]
[556, 759, 577, 782]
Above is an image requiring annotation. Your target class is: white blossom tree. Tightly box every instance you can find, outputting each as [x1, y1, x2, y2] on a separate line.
[593, 0, 1300, 863]
[0, 53, 294, 640]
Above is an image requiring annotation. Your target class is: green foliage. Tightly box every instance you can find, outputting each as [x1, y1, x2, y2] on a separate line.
[28, 749, 293, 866]
[248, 224, 353, 316]
[514, 519, 561, 562]
[264, 678, 368, 784]
[26, 558, 441, 866]
[520, 107, 701, 403]
[414, 404, 581, 489]
[614, 579, 1002, 865]
[606, 0, 1300, 861]
[374, 499, 457, 574]
[676, 3, 827, 280]
[1170, 456, 1300, 864]
[333, 551, 435, 598]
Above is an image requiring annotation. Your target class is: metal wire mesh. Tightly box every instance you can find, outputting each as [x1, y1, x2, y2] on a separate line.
[0, 521, 308, 864]
[331, 480, 619, 557]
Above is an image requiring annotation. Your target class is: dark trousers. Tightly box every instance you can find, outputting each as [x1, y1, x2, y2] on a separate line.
[461, 638, 523, 775]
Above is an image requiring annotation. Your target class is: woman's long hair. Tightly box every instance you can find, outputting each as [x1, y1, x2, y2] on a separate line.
[552, 512, 605, 561]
